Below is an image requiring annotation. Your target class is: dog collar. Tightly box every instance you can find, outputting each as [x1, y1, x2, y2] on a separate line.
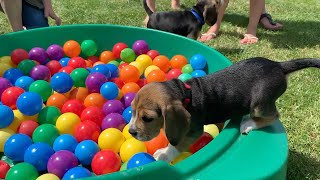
[190, 8, 204, 26]
[184, 83, 191, 106]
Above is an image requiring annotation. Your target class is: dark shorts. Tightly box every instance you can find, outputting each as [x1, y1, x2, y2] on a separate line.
[22, 0, 49, 29]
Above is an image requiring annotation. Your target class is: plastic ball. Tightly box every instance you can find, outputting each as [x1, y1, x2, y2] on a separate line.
[144, 129, 169, 155]
[46, 93, 68, 110]
[38, 106, 61, 125]
[147, 69, 167, 83]
[32, 124, 60, 146]
[59, 57, 70, 67]
[62, 166, 92, 180]
[112, 42, 128, 58]
[4, 134, 33, 161]
[178, 73, 193, 82]
[30, 65, 51, 81]
[87, 55, 99, 64]
[3, 68, 24, 84]
[91, 64, 111, 79]
[102, 99, 124, 115]
[119, 62, 129, 70]
[5, 162, 39, 180]
[24, 142, 55, 171]
[81, 40, 97, 56]
[29, 47, 48, 64]
[182, 64, 194, 74]
[132, 40, 149, 55]
[100, 82, 119, 100]
[153, 55, 171, 72]
[68, 56, 86, 69]
[190, 54, 207, 70]
[98, 128, 125, 153]
[108, 60, 120, 66]
[69, 68, 89, 87]
[69, 87, 89, 102]
[121, 82, 140, 95]
[14, 76, 34, 91]
[191, 70, 207, 77]
[127, 152, 156, 169]
[144, 65, 160, 77]
[91, 150, 121, 175]
[17, 120, 39, 137]
[85, 72, 108, 93]
[7, 110, 24, 132]
[17, 59, 37, 75]
[170, 55, 188, 69]
[1, 87, 24, 109]
[61, 99, 84, 116]
[130, 61, 144, 75]
[0, 63, 12, 77]
[16, 92, 43, 116]
[101, 113, 126, 131]
[47, 44, 64, 60]
[29, 80, 53, 101]
[120, 138, 147, 162]
[46, 60, 62, 76]
[36, 173, 60, 180]
[147, 50, 160, 60]
[204, 124, 220, 138]
[120, 48, 136, 63]
[75, 140, 99, 166]
[47, 150, 79, 178]
[0, 128, 15, 152]
[122, 106, 132, 124]
[0, 77, 12, 100]
[59, 66, 74, 74]
[171, 152, 192, 165]
[166, 68, 182, 80]
[80, 106, 105, 126]
[189, 132, 213, 153]
[122, 124, 133, 140]
[0, 105, 14, 128]
[83, 93, 106, 108]
[56, 112, 81, 135]
[110, 77, 124, 89]
[135, 54, 153, 70]
[1, 56, 15, 67]
[63, 40, 81, 57]
[120, 161, 128, 171]
[105, 64, 119, 78]
[119, 65, 140, 83]
[11, 48, 29, 65]
[99, 51, 115, 64]
[74, 120, 101, 142]
[53, 134, 78, 152]
[121, 92, 136, 108]
[0, 160, 10, 179]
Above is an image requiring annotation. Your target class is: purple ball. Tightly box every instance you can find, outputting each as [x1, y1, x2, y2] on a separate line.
[102, 100, 124, 115]
[30, 65, 51, 81]
[85, 72, 107, 93]
[47, 44, 64, 60]
[121, 92, 136, 108]
[0, 78, 12, 100]
[29, 47, 48, 64]
[101, 113, 126, 131]
[132, 40, 149, 55]
[47, 150, 79, 178]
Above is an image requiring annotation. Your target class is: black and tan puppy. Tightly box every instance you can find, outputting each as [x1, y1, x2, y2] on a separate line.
[143, 0, 222, 39]
[128, 57, 320, 162]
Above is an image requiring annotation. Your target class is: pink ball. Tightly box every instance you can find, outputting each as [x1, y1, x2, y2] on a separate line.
[132, 40, 149, 55]
[17, 120, 39, 138]
[47, 150, 79, 178]
[101, 113, 126, 131]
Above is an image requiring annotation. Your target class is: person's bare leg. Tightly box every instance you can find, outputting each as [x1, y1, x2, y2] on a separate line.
[171, 0, 180, 10]
[199, 0, 229, 42]
[144, 0, 156, 26]
[0, 0, 23, 31]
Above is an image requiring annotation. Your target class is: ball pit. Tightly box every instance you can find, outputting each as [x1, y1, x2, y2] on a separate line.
[0, 25, 288, 180]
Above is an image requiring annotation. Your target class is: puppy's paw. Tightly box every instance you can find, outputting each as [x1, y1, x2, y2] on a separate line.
[240, 119, 257, 134]
[153, 145, 180, 163]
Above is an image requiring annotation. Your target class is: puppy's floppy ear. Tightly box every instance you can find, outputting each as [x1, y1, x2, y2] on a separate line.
[162, 101, 191, 146]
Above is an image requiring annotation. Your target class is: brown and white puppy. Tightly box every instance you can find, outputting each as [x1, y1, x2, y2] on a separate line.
[143, 0, 223, 39]
[129, 57, 320, 162]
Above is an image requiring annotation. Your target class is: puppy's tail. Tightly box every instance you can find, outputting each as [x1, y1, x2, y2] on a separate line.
[280, 58, 320, 74]
[143, 0, 154, 16]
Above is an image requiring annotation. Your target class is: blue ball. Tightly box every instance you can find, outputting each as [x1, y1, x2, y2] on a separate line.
[122, 106, 132, 124]
[50, 72, 73, 93]
[24, 142, 55, 171]
[190, 54, 207, 70]
[53, 134, 78, 152]
[100, 82, 119, 100]
[16, 92, 43, 116]
[127, 152, 156, 169]
[74, 140, 99, 166]
[0, 105, 14, 128]
[59, 57, 70, 67]
[191, 70, 207, 77]
[3, 68, 24, 85]
[106, 64, 119, 78]
[86, 68, 92, 73]
[91, 64, 111, 79]
[15, 76, 35, 91]
[62, 166, 92, 180]
[4, 134, 33, 162]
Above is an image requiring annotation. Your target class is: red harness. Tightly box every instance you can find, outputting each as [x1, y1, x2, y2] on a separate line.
[183, 83, 191, 106]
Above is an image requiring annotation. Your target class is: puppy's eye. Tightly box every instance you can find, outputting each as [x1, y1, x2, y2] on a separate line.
[142, 116, 153, 123]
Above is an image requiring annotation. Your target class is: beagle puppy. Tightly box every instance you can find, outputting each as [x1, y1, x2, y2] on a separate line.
[143, 0, 223, 39]
[129, 57, 320, 162]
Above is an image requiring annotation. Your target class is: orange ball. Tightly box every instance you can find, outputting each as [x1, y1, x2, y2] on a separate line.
[69, 87, 89, 102]
[84, 93, 106, 108]
[46, 93, 68, 110]
[85, 60, 93, 68]
[63, 40, 81, 57]
[170, 55, 188, 69]
[146, 69, 167, 83]
[93, 61, 105, 66]
[121, 82, 140, 95]
[100, 51, 115, 64]
[144, 129, 169, 155]
[153, 55, 171, 72]
[119, 65, 140, 83]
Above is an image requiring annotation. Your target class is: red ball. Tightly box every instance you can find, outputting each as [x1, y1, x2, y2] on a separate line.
[118, 62, 129, 71]
[189, 132, 213, 154]
[0, 160, 10, 179]
[61, 99, 85, 117]
[68, 57, 86, 69]
[91, 150, 121, 175]
[87, 56, 100, 64]
[80, 106, 105, 126]
[11, 48, 29, 65]
[46, 60, 62, 76]
[74, 120, 101, 142]
[112, 43, 128, 59]
[1, 86, 25, 109]
[136, 78, 147, 88]
[17, 120, 39, 138]
[110, 78, 125, 89]
[59, 66, 74, 74]
[147, 50, 160, 60]
[166, 68, 182, 80]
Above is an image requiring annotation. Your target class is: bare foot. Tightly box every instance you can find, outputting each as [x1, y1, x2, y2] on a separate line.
[171, 0, 180, 10]
[198, 23, 220, 42]
[259, 13, 283, 31]
[240, 34, 259, 45]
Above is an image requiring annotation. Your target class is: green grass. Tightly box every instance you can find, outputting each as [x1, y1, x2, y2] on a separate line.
[1, 0, 320, 179]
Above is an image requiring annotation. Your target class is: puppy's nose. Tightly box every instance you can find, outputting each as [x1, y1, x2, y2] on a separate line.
[128, 128, 138, 136]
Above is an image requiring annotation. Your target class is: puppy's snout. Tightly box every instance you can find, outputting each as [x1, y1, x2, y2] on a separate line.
[128, 128, 138, 136]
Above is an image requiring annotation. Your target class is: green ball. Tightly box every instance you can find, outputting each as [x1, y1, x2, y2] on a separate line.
[178, 73, 193, 82]
[17, 60, 37, 75]
[29, 80, 53, 101]
[5, 162, 39, 180]
[120, 48, 136, 63]
[70, 68, 89, 87]
[182, 64, 194, 74]
[38, 106, 61, 125]
[108, 60, 120, 66]
[81, 40, 98, 56]
[120, 161, 128, 171]
[32, 124, 60, 146]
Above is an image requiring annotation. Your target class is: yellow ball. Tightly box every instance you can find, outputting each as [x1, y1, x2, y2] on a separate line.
[116, 89, 123, 100]
[171, 152, 192, 165]
[136, 55, 152, 70]
[9, 110, 25, 132]
[144, 65, 160, 78]
[36, 173, 60, 180]
[130, 61, 144, 76]
[55, 113, 81, 135]
[0, 56, 15, 67]
[120, 138, 147, 162]
[98, 128, 125, 153]
[122, 124, 133, 140]
[204, 124, 220, 138]
[0, 128, 15, 152]
[0, 63, 12, 76]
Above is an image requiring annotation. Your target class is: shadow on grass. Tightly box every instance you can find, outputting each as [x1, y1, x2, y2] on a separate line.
[287, 150, 320, 179]
[222, 13, 320, 49]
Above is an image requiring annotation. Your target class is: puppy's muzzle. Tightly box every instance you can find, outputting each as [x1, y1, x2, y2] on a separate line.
[128, 128, 138, 137]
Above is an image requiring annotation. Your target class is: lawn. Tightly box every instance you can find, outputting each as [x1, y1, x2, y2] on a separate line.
[1, 0, 319, 179]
